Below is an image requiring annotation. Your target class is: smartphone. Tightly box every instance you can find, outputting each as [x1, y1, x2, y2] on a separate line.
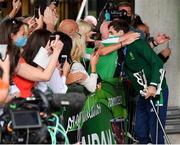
[0, 53, 2, 60]
[93, 46, 99, 53]
[60, 55, 67, 68]
[34, 8, 39, 18]
[0, 44, 8, 61]
[50, 35, 56, 43]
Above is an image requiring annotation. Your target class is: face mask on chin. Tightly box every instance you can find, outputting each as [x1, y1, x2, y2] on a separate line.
[15, 36, 28, 47]
[109, 34, 115, 38]
[109, 34, 121, 38]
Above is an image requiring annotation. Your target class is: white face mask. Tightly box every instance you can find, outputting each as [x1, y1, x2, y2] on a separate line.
[109, 35, 114, 38]
[109, 35, 120, 38]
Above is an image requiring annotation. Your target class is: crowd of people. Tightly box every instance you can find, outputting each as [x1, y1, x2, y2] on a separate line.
[0, 0, 171, 144]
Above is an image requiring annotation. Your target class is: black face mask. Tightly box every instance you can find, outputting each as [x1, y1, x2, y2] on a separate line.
[126, 16, 132, 25]
[145, 33, 150, 41]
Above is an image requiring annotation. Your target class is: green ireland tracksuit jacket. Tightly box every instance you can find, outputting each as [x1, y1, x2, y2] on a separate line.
[124, 39, 167, 94]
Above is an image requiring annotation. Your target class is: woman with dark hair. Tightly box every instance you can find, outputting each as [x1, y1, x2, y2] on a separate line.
[37, 31, 72, 94]
[0, 0, 21, 22]
[0, 18, 28, 48]
[21, 29, 51, 66]
[0, 18, 21, 103]
[13, 29, 64, 98]
[0, 18, 21, 78]
[53, 31, 72, 64]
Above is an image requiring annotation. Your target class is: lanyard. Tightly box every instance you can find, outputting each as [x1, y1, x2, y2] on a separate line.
[119, 47, 128, 77]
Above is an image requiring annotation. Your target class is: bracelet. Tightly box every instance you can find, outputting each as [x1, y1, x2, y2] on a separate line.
[120, 42, 123, 48]
[0, 79, 9, 89]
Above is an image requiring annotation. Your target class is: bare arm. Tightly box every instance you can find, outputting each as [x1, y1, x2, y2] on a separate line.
[67, 53, 99, 93]
[16, 37, 63, 82]
[0, 55, 10, 104]
[67, 52, 99, 85]
[98, 42, 123, 56]
[98, 32, 140, 56]
[66, 72, 87, 85]
[150, 33, 171, 49]
[8, 0, 21, 18]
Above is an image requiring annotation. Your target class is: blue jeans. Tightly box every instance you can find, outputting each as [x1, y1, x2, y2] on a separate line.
[134, 88, 169, 144]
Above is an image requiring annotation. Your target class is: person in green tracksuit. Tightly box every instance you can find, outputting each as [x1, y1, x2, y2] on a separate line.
[108, 20, 169, 144]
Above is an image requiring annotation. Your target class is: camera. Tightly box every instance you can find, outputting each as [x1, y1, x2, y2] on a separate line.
[50, 35, 56, 43]
[0, 89, 86, 144]
[0, 90, 63, 144]
[0, 93, 49, 143]
[60, 55, 67, 68]
[110, 9, 128, 20]
[104, 0, 128, 21]
[0, 44, 8, 61]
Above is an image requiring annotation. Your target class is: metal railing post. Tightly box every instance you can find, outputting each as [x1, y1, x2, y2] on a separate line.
[76, 0, 88, 21]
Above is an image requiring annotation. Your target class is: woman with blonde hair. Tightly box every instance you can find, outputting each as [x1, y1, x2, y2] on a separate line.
[77, 20, 95, 42]
[67, 33, 99, 93]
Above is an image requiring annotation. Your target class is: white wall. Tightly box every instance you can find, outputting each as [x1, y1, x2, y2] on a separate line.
[135, 0, 180, 107]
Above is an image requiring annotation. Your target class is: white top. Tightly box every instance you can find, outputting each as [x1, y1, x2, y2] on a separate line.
[9, 84, 20, 95]
[71, 62, 98, 93]
[36, 68, 68, 94]
[48, 68, 68, 93]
